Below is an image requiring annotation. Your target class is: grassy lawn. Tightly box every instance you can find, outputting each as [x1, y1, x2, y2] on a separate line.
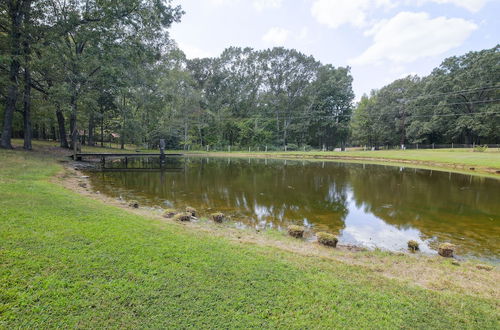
[1, 149, 499, 328]
[15, 139, 500, 173]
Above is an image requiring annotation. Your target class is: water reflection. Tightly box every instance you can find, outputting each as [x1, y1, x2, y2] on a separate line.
[85, 157, 500, 261]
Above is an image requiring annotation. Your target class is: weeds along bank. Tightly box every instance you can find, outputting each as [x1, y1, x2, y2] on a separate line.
[0, 148, 499, 328]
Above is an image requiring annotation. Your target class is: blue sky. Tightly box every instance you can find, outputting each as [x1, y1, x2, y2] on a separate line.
[170, 0, 499, 100]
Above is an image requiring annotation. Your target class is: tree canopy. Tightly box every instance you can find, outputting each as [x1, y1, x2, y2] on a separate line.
[1, 1, 498, 150]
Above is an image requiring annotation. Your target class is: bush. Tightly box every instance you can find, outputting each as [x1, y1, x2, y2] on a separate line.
[316, 232, 338, 247]
[211, 212, 225, 223]
[285, 143, 299, 151]
[407, 240, 419, 252]
[287, 225, 305, 238]
[474, 145, 488, 152]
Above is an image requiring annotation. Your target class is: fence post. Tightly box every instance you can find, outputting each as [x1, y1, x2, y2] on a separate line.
[432, 143, 435, 149]
[451, 143, 453, 149]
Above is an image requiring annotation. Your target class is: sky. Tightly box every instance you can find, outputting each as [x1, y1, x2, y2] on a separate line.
[170, 0, 499, 100]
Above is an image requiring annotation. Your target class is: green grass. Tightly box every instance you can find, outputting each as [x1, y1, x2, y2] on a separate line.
[200, 149, 500, 168]
[1, 149, 499, 328]
[16, 139, 500, 172]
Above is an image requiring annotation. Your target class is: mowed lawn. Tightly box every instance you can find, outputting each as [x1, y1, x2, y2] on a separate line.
[228, 149, 500, 169]
[0, 149, 498, 328]
[14, 139, 500, 170]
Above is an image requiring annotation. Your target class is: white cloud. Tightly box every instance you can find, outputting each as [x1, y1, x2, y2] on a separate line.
[177, 42, 213, 59]
[207, 0, 284, 10]
[350, 12, 477, 65]
[310, 0, 395, 29]
[253, 0, 283, 11]
[419, 0, 489, 13]
[208, 0, 235, 5]
[262, 27, 290, 46]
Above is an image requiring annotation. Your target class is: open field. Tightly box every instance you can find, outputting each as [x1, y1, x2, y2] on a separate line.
[1, 146, 499, 328]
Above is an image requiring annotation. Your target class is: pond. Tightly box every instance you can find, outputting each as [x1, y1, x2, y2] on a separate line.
[85, 156, 500, 261]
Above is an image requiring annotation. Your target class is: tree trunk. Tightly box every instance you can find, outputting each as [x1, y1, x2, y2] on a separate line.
[70, 90, 78, 152]
[56, 106, 69, 148]
[22, 49, 32, 149]
[1, 2, 23, 149]
[100, 114, 104, 147]
[22, 0, 33, 150]
[88, 112, 95, 146]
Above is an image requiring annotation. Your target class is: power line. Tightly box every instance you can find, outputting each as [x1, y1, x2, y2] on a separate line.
[207, 109, 500, 121]
[222, 99, 500, 119]
[403, 85, 500, 102]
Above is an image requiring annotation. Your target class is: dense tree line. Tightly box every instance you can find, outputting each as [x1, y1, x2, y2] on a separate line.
[351, 46, 500, 146]
[1, 1, 498, 151]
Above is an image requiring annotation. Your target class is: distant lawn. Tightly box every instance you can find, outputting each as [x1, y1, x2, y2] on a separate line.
[10, 139, 500, 176]
[280, 149, 500, 168]
[1, 148, 499, 328]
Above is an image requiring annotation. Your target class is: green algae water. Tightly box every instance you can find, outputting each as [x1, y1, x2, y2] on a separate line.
[85, 157, 500, 261]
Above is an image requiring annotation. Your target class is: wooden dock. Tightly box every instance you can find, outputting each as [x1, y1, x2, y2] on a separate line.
[72, 153, 183, 161]
[72, 151, 183, 170]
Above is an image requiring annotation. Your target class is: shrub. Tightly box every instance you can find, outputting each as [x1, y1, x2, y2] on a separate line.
[316, 232, 338, 247]
[285, 143, 299, 151]
[211, 212, 225, 223]
[173, 213, 192, 222]
[163, 209, 177, 219]
[287, 225, 305, 238]
[186, 207, 197, 217]
[407, 240, 419, 252]
[438, 243, 455, 258]
[474, 145, 488, 152]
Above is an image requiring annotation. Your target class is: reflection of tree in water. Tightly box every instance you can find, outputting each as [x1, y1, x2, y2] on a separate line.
[88, 158, 349, 234]
[347, 165, 500, 256]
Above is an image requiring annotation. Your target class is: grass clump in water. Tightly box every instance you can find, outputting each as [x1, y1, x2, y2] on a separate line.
[316, 232, 338, 247]
[407, 240, 419, 252]
[438, 243, 455, 258]
[173, 212, 192, 222]
[128, 200, 139, 208]
[163, 209, 177, 219]
[186, 206, 197, 217]
[287, 225, 305, 238]
[211, 212, 225, 223]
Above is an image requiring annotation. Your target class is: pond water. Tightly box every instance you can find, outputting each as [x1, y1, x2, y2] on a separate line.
[85, 157, 500, 261]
